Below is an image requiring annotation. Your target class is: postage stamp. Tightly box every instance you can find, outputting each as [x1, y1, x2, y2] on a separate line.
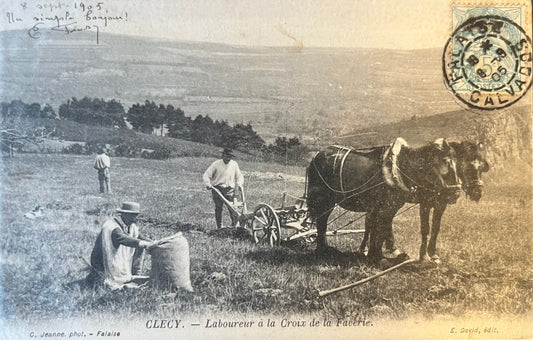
[443, 2, 533, 110]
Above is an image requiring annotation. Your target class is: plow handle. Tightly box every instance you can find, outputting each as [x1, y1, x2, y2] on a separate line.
[211, 187, 238, 215]
[239, 186, 247, 214]
[211, 187, 244, 216]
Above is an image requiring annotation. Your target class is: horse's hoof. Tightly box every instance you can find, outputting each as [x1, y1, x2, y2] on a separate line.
[377, 258, 394, 269]
[315, 246, 334, 257]
[419, 254, 432, 262]
[383, 249, 402, 259]
[315, 248, 327, 257]
[430, 255, 441, 265]
[395, 253, 410, 263]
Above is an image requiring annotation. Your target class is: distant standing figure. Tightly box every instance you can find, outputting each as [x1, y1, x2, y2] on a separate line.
[87, 201, 154, 289]
[203, 148, 244, 228]
[94, 147, 111, 194]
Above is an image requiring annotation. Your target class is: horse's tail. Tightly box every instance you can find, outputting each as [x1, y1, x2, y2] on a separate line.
[306, 151, 327, 219]
[304, 162, 309, 200]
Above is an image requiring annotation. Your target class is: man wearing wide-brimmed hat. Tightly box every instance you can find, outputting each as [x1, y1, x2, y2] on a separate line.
[203, 148, 244, 228]
[87, 202, 154, 288]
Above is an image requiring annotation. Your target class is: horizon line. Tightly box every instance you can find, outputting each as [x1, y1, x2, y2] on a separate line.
[0, 28, 447, 51]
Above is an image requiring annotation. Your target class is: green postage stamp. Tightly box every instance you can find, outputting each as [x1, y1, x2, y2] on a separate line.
[443, 2, 532, 109]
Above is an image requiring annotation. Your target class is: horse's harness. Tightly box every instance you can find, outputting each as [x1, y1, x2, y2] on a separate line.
[331, 145, 353, 193]
[313, 144, 461, 198]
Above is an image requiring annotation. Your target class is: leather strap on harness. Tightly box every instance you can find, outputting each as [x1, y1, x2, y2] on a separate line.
[330, 145, 353, 194]
[311, 145, 385, 195]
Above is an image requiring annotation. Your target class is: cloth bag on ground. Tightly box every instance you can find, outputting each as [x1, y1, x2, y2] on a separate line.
[150, 232, 193, 292]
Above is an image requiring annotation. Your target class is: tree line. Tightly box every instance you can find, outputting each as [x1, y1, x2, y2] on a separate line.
[1, 98, 304, 157]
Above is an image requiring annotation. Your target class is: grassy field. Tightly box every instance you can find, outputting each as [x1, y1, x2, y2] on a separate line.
[0, 153, 532, 331]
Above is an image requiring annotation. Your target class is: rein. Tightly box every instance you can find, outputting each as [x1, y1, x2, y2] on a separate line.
[307, 145, 459, 223]
[395, 156, 461, 195]
[308, 157, 385, 221]
[308, 180, 386, 223]
[311, 156, 384, 195]
[395, 165, 440, 194]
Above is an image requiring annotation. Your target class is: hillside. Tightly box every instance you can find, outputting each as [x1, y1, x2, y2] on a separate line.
[0, 30, 460, 141]
[9, 117, 242, 159]
[334, 105, 532, 167]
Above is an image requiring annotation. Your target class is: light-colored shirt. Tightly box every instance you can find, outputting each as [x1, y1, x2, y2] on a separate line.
[203, 159, 244, 189]
[93, 217, 139, 288]
[94, 153, 111, 170]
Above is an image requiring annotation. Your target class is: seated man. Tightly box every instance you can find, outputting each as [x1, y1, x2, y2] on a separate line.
[87, 201, 154, 289]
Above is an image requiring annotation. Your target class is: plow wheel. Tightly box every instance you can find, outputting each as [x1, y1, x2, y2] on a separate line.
[252, 204, 281, 247]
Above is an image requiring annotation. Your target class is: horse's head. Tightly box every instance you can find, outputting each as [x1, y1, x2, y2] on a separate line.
[453, 141, 490, 202]
[420, 138, 462, 203]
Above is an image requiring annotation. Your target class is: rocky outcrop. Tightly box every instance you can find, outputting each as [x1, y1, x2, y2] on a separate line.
[473, 107, 532, 167]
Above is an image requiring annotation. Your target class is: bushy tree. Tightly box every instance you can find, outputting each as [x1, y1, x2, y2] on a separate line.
[28, 103, 41, 118]
[214, 120, 232, 147]
[126, 100, 158, 133]
[59, 97, 125, 128]
[268, 136, 301, 154]
[265, 136, 308, 164]
[41, 104, 56, 119]
[223, 123, 265, 150]
[1, 100, 57, 121]
[124, 99, 266, 152]
[166, 105, 191, 139]
[9, 100, 26, 117]
[190, 115, 216, 145]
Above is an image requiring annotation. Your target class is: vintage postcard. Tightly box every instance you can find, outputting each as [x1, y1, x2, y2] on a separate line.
[0, 0, 532, 339]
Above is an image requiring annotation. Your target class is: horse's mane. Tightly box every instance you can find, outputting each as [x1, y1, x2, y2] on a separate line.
[450, 141, 485, 160]
[396, 140, 456, 180]
[398, 142, 446, 164]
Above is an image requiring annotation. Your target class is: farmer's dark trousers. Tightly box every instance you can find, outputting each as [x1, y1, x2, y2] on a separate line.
[98, 168, 111, 194]
[212, 185, 237, 228]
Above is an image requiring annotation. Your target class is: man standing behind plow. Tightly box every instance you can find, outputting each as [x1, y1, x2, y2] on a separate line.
[203, 148, 244, 229]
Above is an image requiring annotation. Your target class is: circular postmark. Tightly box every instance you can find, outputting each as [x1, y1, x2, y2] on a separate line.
[443, 15, 532, 110]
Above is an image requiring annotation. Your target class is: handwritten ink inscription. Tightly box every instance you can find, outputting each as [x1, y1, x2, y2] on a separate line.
[3, 1, 130, 44]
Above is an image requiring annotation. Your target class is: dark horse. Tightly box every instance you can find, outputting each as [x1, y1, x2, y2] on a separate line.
[358, 141, 490, 263]
[307, 139, 462, 263]
[415, 141, 489, 263]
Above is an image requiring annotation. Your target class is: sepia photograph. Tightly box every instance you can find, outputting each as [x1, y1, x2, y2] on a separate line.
[0, 0, 532, 339]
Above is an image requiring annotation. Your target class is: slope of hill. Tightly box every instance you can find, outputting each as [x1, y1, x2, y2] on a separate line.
[333, 105, 532, 167]
[7, 117, 237, 159]
[0, 30, 460, 141]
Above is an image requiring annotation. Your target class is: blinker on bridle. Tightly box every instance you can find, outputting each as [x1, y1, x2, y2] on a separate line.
[432, 157, 462, 191]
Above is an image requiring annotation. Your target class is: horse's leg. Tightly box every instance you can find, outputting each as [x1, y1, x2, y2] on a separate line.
[419, 202, 431, 262]
[382, 209, 401, 257]
[368, 203, 402, 263]
[307, 182, 334, 255]
[366, 208, 384, 262]
[383, 223, 397, 254]
[315, 206, 333, 255]
[428, 200, 447, 264]
[359, 213, 372, 253]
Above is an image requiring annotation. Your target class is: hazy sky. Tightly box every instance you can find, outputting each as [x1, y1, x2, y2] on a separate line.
[1, 0, 451, 49]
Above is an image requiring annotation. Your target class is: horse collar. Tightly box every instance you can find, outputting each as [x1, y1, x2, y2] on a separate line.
[382, 140, 411, 192]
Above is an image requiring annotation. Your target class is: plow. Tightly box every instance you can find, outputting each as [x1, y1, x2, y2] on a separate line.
[211, 187, 364, 247]
[211, 186, 421, 297]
